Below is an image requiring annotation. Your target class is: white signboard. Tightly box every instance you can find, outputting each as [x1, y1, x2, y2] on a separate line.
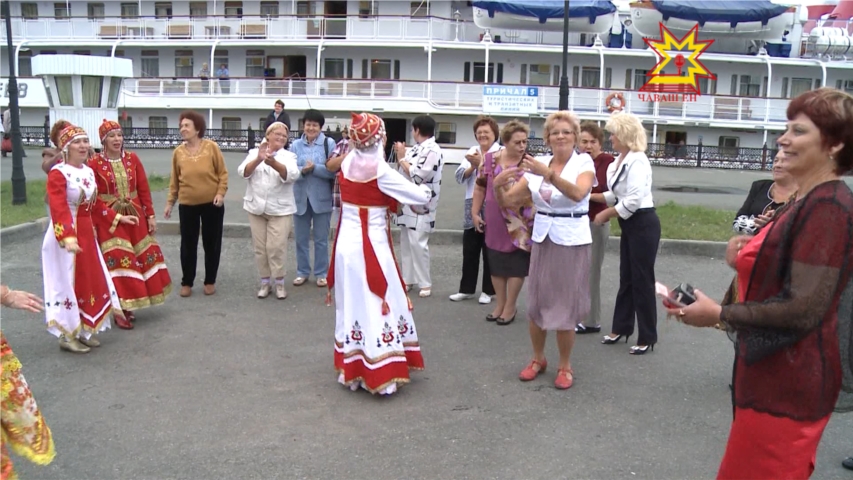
[482, 86, 539, 115]
[0, 78, 49, 108]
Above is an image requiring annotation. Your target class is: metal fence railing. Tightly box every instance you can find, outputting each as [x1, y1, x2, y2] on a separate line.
[14, 125, 778, 171]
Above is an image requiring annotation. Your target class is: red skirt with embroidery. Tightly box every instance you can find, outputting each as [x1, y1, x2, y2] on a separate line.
[94, 200, 172, 311]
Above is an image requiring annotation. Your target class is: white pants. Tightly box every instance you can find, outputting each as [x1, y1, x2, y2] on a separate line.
[400, 228, 431, 289]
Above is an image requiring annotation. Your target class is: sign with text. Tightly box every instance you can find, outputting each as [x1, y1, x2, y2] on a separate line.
[0, 79, 49, 108]
[483, 86, 539, 115]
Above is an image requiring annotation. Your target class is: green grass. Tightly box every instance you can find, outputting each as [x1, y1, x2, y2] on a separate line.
[0, 174, 169, 228]
[610, 201, 736, 242]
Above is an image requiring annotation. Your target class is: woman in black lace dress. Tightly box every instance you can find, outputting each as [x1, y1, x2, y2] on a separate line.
[666, 88, 853, 479]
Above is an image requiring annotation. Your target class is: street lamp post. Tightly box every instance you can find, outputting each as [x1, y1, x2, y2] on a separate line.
[3, 0, 28, 204]
[558, 0, 570, 111]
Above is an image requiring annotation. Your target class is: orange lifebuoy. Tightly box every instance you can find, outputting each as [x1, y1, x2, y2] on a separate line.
[605, 92, 625, 113]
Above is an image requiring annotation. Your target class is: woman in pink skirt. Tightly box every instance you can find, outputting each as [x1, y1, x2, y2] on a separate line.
[494, 111, 596, 389]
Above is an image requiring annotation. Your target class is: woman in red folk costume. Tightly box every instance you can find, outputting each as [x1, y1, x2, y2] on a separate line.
[41, 121, 138, 353]
[329, 112, 432, 396]
[89, 119, 172, 327]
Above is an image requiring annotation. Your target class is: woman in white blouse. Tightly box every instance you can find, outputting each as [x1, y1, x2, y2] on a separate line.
[494, 111, 596, 390]
[593, 112, 660, 355]
[237, 121, 300, 300]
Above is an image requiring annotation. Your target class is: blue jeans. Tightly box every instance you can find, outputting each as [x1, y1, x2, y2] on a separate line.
[294, 202, 332, 278]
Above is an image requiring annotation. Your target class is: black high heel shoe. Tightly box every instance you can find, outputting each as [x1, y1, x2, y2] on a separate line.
[601, 334, 627, 344]
[629, 344, 655, 355]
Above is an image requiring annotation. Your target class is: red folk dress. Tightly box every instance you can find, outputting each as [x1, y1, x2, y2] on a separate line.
[88, 151, 172, 311]
[717, 180, 853, 479]
[41, 163, 124, 339]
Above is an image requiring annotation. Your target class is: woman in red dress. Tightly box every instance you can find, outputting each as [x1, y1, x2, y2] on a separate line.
[666, 87, 853, 479]
[88, 119, 172, 328]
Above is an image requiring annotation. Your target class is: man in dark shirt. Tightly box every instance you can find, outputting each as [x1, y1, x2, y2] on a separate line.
[264, 99, 291, 132]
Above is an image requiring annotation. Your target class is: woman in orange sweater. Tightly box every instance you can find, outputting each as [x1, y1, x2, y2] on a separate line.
[163, 111, 229, 298]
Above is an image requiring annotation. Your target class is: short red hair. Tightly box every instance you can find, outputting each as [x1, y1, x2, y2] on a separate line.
[786, 87, 853, 174]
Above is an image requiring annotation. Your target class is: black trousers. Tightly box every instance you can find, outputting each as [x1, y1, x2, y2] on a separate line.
[179, 202, 225, 287]
[612, 208, 661, 345]
[458, 227, 495, 295]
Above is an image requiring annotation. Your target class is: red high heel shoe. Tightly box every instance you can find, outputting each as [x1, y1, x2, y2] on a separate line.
[555, 368, 574, 389]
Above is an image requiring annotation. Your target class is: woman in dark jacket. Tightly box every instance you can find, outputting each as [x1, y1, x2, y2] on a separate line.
[732, 151, 797, 235]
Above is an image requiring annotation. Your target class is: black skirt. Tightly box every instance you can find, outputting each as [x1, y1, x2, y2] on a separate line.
[486, 247, 531, 278]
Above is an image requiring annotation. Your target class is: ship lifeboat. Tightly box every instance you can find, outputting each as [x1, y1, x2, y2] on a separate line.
[472, 0, 618, 35]
[806, 26, 852, 58]
[627, 0, 799, 40]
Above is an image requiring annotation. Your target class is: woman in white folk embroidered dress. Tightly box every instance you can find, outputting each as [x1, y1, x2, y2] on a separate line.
[328, 112, 432, 396]
[41, 121, 138, 354]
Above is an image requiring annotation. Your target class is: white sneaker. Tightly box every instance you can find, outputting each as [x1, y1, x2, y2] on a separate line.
[258, 283, 271, 298]
[449, 293, 475, 302]
[479, 293, 492, 304]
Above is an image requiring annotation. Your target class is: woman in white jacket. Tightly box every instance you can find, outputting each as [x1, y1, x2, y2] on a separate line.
[238, 122, 300, 299]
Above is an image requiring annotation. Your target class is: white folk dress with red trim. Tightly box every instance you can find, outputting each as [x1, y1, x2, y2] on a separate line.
[41, 162, 124, 340]
[328, 152, 432, 395]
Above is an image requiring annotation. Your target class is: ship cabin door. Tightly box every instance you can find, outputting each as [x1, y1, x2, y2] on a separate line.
[384, 118, 408, 162]
[664, 131, 687, 158]
[266, 55, 308, 94]
[323, 1, 347, 38]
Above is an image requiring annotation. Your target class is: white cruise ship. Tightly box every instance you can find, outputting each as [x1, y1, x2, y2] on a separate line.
[1, 0, 852, 167]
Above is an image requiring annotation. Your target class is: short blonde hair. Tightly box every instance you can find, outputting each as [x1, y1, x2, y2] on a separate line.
[604, 113, 647, 152]
[500, 119, 530, 145]
[265, 121, 288, 139]
[543, 111, 580, 148]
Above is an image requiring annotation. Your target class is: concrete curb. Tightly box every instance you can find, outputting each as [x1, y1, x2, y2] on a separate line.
[2, 217, 727, 258]
[0, 217, 50, 245]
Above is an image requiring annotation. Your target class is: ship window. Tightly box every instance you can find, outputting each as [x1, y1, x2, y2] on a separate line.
[120, 2, 138, 18]
[82, 76, 104, 108]
[21, 3, 38, 19]
[41, 77, 55, 108]
[149, 117, 168, 136]
[73, 50, 92, 56]
[697, 77, 716, 95]
[87, 3, 105, 20]
[435, 122, 456, 144]
[366, 59, 400, 80]
[107, 78, 122, 108]
[296, 1, 314, 16]
[260, 1, 279, 17]
[55, 76, 74, 107]
[633, 69, 648, 90]
[189, 2, 207, 18]
[838, 80, 853, 95]
[222, 117, 242, 137]
[324, 59, 350, 79]
[527, 64, 551, 86]
[119, 116, 133, 133]
[472, 62, 502, 83]
[53, 2, 69, 19]
[410, 1, 429, 17]
[246, 50, 265, 77]
[718, 136, 739, 157]
[175, 51, 194, 77]
[141, 51, 160, 78]
[18, 50, 32, 77]
[581, 67, 600, 88]
[359, 1, 377, 18]
[789, 78, 812, 99]
[154, 2, 173, 19]
[738, 75, 760, 97]
[224, 1, 243, 18]
[552, 66, 560, 86]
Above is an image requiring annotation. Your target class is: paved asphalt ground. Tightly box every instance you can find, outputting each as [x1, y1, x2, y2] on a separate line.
[1, 148, 852, 479]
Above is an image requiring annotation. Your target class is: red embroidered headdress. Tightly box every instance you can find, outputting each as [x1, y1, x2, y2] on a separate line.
[99, 118, 122, 142]
[348, 112, 385, 150]
[57, 123, 88, 152]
